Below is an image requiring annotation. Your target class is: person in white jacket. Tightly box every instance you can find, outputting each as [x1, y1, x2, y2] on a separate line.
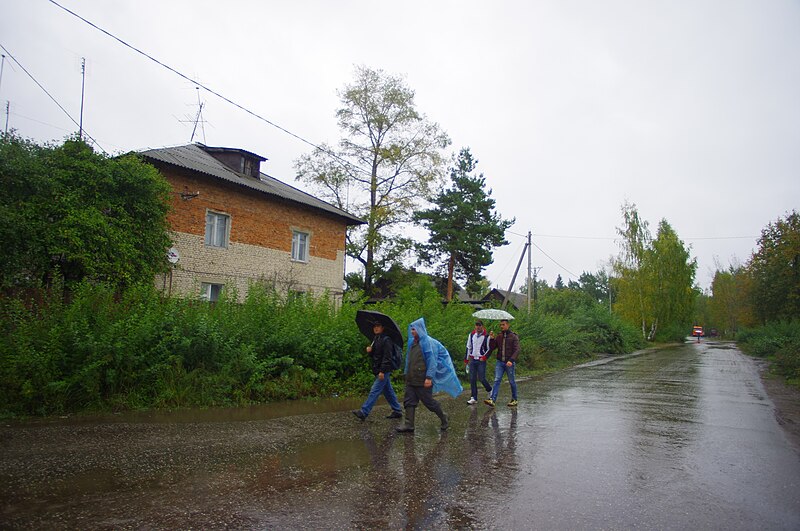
[464, 320, 492, 404]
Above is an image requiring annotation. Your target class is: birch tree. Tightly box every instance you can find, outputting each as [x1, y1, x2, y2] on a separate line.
[295, 66, 450, 295]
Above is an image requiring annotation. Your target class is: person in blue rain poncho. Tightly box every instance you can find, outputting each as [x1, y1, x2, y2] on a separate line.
[396, 317, 463, 433]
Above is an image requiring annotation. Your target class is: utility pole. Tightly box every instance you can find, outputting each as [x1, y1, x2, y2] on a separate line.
[526, 231, 532, 313]
[1, 54, 7, 135]
[502, 239, 529, 311]
[0, 54, 6, 96]
[79, 58, 86, 140]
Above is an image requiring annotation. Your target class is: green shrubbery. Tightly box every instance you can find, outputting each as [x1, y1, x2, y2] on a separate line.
[738, 320, 800, 383]
[0, 278, 645, 417]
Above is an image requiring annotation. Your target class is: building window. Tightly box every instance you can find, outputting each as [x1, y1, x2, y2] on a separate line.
[205, 211, 229, 248]
[291, 231, 309, 262]
[201, 282, 223, 302]
[242, 158, 253, 176]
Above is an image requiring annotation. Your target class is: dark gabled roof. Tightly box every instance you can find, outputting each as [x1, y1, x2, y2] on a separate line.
[484, 288, 528, 310]
[139, 143, 364, 226]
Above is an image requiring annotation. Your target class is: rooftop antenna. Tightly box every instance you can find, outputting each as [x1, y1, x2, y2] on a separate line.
[178, 86, 207, 143]
[4, 101, 9, 134]
[79, 57, 86, 140]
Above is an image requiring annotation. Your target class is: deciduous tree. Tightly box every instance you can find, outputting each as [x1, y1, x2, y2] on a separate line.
[612, 203, 696, 340]
[0, 134, 172, 291]
[295, 66, 450, 295]
[749, 210, 800, 322]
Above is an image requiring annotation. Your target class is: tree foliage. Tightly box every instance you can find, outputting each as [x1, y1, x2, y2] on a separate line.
[413, 148, 512, 300]
[749, 210, 800, 322]
[0, 134, 172, 291]
[295, 66, 450, 295]
[612, 203, 696, 340]
[708, 265, 756, 336]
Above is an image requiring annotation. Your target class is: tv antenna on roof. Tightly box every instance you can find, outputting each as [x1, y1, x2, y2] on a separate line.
[178, 86, 207, 143]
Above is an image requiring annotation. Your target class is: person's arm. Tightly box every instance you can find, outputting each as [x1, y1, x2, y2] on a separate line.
[378, 336, 394, 375]
[487, 335, 498, 355]
[508, 333, 520, 362]
[465, 333, 472, 364]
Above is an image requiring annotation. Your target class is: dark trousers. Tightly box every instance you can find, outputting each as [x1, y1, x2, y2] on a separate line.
[403, 383, 443, 414]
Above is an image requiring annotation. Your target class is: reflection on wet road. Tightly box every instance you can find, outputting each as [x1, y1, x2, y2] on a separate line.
[2, 341, 799, 529]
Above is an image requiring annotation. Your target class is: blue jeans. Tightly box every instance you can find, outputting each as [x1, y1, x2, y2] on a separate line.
[468, 359, 492, 399]
[360, 374, 402, 416]
[490, 360, 517, 401]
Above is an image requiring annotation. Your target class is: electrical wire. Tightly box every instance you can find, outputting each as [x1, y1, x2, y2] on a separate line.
[46, 0, 370, 177]
[530, 240, 578, 278]
[0, 42, 107, 154]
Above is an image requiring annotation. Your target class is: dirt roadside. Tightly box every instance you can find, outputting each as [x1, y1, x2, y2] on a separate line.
[758, 360, 800, 453]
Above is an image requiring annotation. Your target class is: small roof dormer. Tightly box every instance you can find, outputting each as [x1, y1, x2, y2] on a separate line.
[196, 143, 267, 178]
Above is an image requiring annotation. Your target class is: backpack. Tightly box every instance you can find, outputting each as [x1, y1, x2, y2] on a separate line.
[389, 341, 403, 371]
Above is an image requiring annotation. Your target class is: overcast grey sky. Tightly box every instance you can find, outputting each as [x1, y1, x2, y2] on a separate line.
[2, 0, 798, 291]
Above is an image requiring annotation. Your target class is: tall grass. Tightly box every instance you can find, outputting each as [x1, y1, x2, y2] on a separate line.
[0, 279, 644, 417]
[738, 320, 800, 384]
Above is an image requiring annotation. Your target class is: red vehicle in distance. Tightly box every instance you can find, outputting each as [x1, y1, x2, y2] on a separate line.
[692, 326, 704, 341]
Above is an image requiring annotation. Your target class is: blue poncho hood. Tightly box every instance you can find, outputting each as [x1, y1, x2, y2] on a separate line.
[406, 317, 463, 398]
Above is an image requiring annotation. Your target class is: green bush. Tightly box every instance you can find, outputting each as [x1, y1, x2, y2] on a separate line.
[0, 277, 647, 417]
[738, 320, 800, 382]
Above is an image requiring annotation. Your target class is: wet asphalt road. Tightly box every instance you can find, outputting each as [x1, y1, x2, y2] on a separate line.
[1, 340, 799, 530]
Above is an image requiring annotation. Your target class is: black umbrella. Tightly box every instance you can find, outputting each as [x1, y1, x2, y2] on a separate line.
[355, 310, 404, 347]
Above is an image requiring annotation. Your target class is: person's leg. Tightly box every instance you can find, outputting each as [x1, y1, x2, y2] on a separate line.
[419, 385, 448, 431]
[507, 362, 518, 402]
[478, 360, 492, 393]
[397, 384, 420, 432]
[383, 374, 403, 417]
[469, 359, 479, 400]
[355, 376, 384, 418]
[490, 361, 505, 401]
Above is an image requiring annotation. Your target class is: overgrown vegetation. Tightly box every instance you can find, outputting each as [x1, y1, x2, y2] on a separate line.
[0, 278, 643, 418]
[700, 211, 800, 384]
[0, 133, 172, 292]
[737, 321, 800, 385]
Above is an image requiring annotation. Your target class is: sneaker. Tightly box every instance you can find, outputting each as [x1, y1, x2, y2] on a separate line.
[352, 409, 366, 421]
[466, 397, 477, 405]
[385, 410, 403, 419]
[507, 399, 518, 407]
[484, 398, 495, 407]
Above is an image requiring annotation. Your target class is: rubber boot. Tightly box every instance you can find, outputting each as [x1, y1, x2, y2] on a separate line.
[436, 408, 449, 431]
[429, 401, 449, 431]
[395, 407, 415, 433]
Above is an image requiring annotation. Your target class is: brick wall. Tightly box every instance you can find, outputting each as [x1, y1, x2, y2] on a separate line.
[157, 166, 348, 302]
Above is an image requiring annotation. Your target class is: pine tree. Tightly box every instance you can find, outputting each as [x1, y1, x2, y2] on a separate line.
[414, 148, 513, 301]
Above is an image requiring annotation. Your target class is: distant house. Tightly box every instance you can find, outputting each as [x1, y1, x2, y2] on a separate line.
[482, 288, 529, 311]
[140, 143, 363, 304]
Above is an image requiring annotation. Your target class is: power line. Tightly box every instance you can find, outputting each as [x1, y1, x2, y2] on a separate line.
[0, 43, 106, 153]
[530, 240, 578, 279]
[533, 232, 757, 241]
[46, 0, 370, 177]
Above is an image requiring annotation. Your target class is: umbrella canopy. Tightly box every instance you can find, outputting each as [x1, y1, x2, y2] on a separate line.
[355, 310, 404, 346]
[472, 308, 515, 321]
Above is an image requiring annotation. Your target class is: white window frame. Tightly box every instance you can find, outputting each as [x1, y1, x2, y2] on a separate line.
[205, 210, 230, 248]
[200, 282, 223, 302]
[291, 230, 310, 262]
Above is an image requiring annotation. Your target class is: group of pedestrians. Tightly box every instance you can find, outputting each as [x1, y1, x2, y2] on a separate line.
[464, 319, 519, 407]
[352, 316, 520, 433]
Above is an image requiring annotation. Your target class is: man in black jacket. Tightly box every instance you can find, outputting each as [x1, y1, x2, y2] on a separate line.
[353, 323, 404, 420]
